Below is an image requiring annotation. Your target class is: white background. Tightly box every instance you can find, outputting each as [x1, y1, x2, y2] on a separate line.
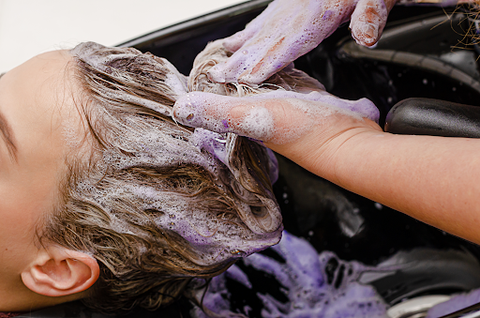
[0, 0, 247, 72]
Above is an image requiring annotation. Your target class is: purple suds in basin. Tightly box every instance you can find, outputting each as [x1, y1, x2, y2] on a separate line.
[191, 231, 389, 318]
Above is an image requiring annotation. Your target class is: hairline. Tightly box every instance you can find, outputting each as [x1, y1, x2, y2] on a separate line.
[35, 56, 99, 249]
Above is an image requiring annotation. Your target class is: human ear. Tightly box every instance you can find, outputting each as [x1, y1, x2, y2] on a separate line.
[21, 246, 99, 297]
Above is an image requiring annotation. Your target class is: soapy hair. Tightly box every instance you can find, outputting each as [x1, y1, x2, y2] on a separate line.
[39, 38, 324, 312]
[39, 41, 284, 313]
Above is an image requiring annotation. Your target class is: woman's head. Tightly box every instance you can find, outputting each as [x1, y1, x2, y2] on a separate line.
[47, 42, 282, 312]
[0, 42, 283, 312]
[0, 50, 99, 311]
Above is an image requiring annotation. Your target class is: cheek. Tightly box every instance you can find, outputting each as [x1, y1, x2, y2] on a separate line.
[0, 192, 38, 273]
[0, 175, 51, 262]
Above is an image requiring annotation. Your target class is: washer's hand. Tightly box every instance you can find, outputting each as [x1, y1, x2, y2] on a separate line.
[173, 90, 379, 145]
[208, 0, 396, 85]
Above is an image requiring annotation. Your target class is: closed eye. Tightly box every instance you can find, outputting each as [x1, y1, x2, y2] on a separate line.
[0, 72, 18, 162]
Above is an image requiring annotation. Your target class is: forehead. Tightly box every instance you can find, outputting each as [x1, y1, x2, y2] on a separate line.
[0, 50, 78, 159]
[0, 49, 83, 213]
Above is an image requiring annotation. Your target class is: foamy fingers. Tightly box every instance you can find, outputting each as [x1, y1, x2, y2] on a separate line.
[350, 0, 397, 47]
[173, 91, 379, 145]
[208, 0, 355, 85]
[174, 92, 277, 141]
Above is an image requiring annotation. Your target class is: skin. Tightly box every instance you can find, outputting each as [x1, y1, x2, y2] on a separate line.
[0, 50, 97, 311]
[207, 0, 396, 84]
[174, 91, 480, 246]
[208, 0, 480, 85]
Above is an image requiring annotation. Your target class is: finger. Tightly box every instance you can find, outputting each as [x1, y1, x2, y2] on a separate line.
[312, 94, 380, 122]
[349, 0, 395, 47]
[208, 36, 290, 84]
[173, 92, 277, 141]
[174, 90, 380, 143]
[223, 0, 282, 52]
[228, 32, 327, 85]
[213, 33, 317, 85]
[237, 39, 312, 85]
[173, 92, 237, 133]
[207, 49, 252, 84]
[208, 12, 280, 82]
[217, 9, 348, 84]
[223, 29, 255, 53]
[238, 38, 298, 84]
[174, 91, 322, 145]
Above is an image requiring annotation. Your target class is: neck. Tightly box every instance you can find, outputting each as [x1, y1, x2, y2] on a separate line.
[0, 281, 82, 312]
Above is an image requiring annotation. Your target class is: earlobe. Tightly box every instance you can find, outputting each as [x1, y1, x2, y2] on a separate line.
[21, 247, 99, 297]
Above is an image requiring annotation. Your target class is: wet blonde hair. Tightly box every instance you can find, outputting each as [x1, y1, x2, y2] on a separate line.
[39, 40, 323, 313]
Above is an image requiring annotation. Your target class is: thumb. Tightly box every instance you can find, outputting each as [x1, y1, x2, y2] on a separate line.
[173, 91, 346, 145]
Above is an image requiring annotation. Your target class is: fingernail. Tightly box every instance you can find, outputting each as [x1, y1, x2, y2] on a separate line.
[365, 25, 378, 45]
[351, 19, 379, 47]
[360, 24, 379, 46]
[173, 93, 200, 126]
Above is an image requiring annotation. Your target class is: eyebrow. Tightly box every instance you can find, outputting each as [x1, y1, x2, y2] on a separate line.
[0, 72, 17, 161]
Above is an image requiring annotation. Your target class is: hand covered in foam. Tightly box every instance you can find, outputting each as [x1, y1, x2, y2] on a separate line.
[208, 0, 397, 84]
[173, 89, 381, 177]
[175, 88, 377, 138]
